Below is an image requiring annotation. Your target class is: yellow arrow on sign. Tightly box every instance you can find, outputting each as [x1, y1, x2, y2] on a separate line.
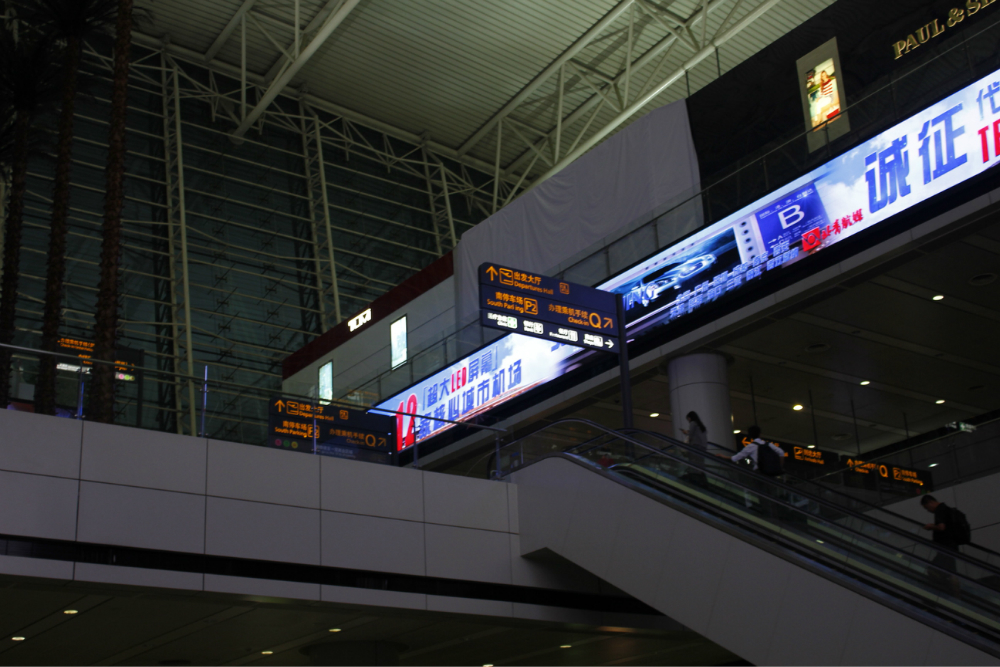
[486, 266, 498, 281]
[275, 400, 286, 412]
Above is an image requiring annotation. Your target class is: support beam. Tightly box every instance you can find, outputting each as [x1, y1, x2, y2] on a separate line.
[133, 31, 512, 184]
[161, 56, 198, 436]
[523, 0, 782, 192]
[458, 0, 637, 156]
[231, 0, 362, 139]
[204, 0, 257, 62]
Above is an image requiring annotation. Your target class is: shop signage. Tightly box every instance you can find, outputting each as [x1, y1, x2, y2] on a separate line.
[893, 0, 996, 60]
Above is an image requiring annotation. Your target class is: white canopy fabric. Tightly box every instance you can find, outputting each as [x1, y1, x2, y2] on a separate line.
[455, 100, 701, 327]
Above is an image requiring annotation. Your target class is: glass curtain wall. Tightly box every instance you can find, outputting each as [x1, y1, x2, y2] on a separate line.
[8, 43, 490, 442]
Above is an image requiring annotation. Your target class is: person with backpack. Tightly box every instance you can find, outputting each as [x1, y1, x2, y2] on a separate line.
[920, 495, 969, 593]
[729, 425, 785, 476]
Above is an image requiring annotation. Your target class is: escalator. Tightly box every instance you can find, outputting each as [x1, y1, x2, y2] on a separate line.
[498, 420, 1000, 665]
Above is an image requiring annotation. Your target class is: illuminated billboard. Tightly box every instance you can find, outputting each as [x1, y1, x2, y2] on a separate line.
[797, 38, 850, 152]
[377, 66, 1000, 451]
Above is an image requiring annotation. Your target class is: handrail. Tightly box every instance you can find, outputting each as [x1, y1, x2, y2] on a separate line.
[536, 450, 1000, 654]
[622, 427, 1000, 562]
[0, 342, 506, 435]
[496, 418, 1000, 582]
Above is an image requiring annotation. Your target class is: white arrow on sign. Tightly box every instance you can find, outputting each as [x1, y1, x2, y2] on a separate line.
[605, 339, 614, 349]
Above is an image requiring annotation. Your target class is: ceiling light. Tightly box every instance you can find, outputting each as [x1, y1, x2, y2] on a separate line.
[936, 399, 945, 404]
[484, 664, 494, 667]
[261, 651, 273, 655]
[328, 628, 341, 633]
[816, 540, 824, 544]
[793, 404, 804, 411]
[560, 645, 572, 649]
[932, 295, 944, 301]
[11, 637, 24, 642]
[63, 610, 78, 615]
[807, 445, 816, 449]
[929, 463, 939, 468]
[733, 429, 741, 434]
[859, 380, 870, 386]
[649, 412, 659, 418]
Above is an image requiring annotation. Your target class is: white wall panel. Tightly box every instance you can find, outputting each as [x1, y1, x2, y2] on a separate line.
[0, 471, 79, 541]
[81, 422, 207, 495]
[320, 457, 423, 521]
[205, 497, 320, 565]
[207, 440, 320, 509]
[0, 410, 82, 479]
[77, 482, 206, 553]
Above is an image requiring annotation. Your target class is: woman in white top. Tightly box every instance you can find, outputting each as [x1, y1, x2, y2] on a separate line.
[682, 411, 708, 450]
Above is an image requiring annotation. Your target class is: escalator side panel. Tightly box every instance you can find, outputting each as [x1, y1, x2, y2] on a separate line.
[513, 457, 997, 666]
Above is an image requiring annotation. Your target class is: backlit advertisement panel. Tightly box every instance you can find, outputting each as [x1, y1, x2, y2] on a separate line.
[376, 68, 1000, 451]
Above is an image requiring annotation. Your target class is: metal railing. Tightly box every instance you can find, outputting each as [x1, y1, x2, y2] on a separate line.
[0, 342, 503, 467]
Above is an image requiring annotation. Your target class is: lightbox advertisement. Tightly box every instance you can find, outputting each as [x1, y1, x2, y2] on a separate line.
[376, 67, 1000, 452]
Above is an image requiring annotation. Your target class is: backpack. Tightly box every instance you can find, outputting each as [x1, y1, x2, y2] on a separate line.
[949, 507, 972, 545]
[756, 442, 784, 476]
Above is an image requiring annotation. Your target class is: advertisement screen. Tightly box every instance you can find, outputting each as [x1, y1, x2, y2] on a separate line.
[377, 67, 1000, 451]
[391, 316, 408, 369]
[806, 58, 842, 131]
[318, 361, 333, 402]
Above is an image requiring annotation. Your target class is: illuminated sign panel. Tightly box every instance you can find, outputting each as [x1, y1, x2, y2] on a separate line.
[377, 67, 1000, 449]
[55, 337, 140, 382]
[348, 308, 372, 332]
[267, 398, 393, 461]
[390, 316, 407, 369]
[318, 362, 333, 402]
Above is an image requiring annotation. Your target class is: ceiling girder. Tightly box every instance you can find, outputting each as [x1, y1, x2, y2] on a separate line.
[231, 0, 362, 139]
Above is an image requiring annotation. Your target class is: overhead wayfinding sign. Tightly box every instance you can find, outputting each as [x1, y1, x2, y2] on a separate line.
[267, 398, 394, 462]
[480, 262, 633, 429]
[479, 263, 618, 348]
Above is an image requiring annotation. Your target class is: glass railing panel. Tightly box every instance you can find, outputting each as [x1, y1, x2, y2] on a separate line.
[500, 420, 1000, 636]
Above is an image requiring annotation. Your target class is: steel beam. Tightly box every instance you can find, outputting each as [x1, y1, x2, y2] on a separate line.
[161, 55, 198, 436]
[231, 0, 361, 139]
[204, 0, 258, 62]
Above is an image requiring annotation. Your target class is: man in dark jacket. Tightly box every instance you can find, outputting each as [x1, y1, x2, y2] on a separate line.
[921, 495, 960, 593]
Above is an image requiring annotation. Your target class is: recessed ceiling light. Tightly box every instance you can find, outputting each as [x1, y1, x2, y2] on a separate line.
[807, 445, 816, 449]
[929, 463, 939, 468]
[935, 399, 945, 404]
[932, 295, 944, 301]
[793, 404, 804, 411]
[733, 429, 741, 434]
[63, 610, 78, 615]
[816, 540, 824, 544]
[649, 412, 659, 418]
[859, 380, 870, 386]
[329, 628, 341, 633]
[11, 637, 24, 642]
[560, 645, 572, 649]
[261, 651, 273, 655]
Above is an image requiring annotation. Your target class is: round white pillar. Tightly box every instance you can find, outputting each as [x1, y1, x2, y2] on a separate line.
[667, 352, 734, 454]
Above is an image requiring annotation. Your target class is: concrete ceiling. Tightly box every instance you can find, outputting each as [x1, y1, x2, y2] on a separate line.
[0, 578, 737, 666]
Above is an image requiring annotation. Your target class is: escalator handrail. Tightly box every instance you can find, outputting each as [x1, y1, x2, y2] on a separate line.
[622, 427, 1000, 564]
[505, 418, 1000, 582]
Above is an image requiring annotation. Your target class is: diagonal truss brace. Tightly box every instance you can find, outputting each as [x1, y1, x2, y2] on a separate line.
[231, 0, 361, 139]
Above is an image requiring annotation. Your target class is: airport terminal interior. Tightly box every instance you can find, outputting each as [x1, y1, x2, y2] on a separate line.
[1, 0, 1000, 664]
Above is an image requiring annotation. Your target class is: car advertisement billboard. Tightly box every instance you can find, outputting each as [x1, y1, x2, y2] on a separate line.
[376, 67, 1000, 452]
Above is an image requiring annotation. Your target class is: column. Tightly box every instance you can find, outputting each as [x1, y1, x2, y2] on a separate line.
[667, 352, 735, 454]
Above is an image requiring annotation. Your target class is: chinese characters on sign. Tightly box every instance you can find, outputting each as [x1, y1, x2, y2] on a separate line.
[267, 398, 394, 461]
[380, 66, 1000, 450]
